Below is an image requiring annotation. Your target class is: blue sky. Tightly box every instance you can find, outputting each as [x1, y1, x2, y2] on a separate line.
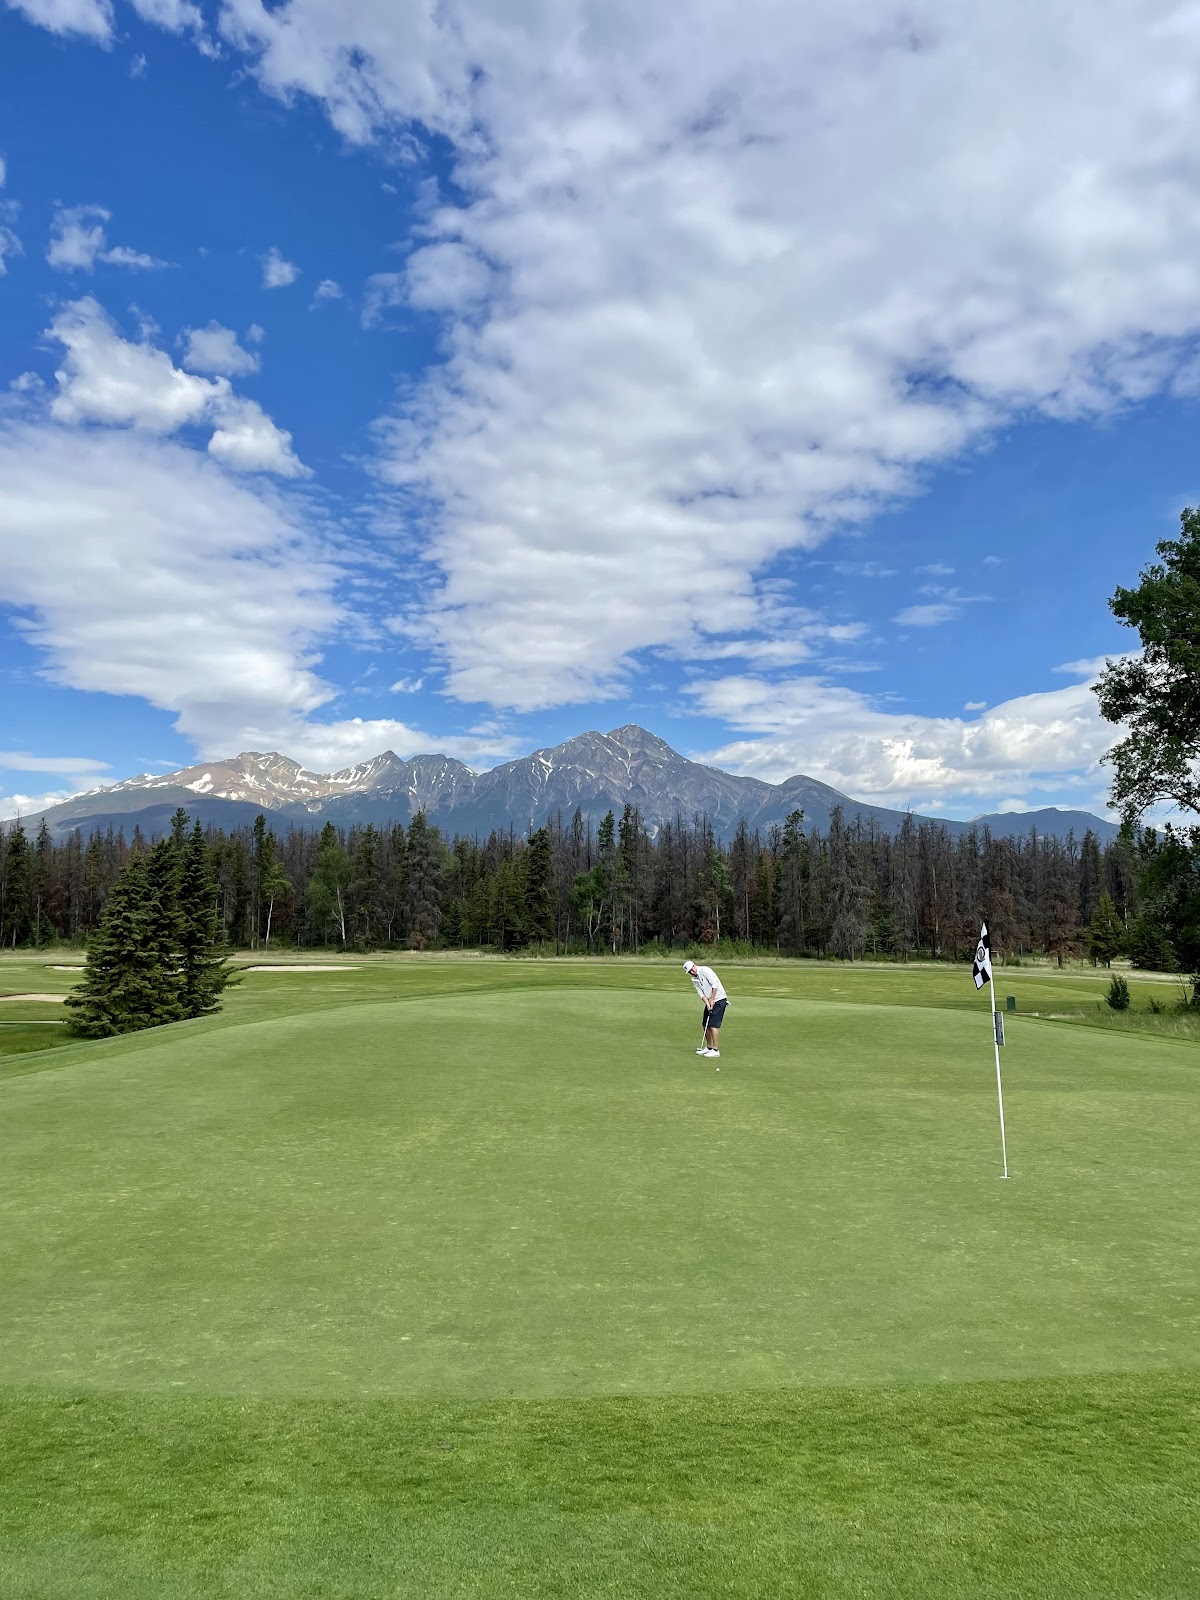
[2, 0, 1198, 821]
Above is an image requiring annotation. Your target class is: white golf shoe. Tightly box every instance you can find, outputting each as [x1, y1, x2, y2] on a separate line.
[702, 1048, 720, 1058]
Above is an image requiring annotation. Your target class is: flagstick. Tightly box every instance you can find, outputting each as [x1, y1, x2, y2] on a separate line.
[988, 968, 1010, 1179]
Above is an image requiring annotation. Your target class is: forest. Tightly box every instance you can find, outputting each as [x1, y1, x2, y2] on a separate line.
[2, 801, 1197, 971]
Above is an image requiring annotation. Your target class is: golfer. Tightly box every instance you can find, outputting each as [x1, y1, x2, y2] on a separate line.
[683, 959, 729, 1058]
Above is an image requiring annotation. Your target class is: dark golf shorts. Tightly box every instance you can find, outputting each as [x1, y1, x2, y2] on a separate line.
[704, 999, 728, 1028]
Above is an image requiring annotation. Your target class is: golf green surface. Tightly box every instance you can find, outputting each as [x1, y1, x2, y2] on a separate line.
[2, 956, 1198, 1596]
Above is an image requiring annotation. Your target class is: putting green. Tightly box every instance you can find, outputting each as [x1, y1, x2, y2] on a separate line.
[2, 984, 1197, 1399]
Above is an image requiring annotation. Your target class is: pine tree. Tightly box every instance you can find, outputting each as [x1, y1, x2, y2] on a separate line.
[1, 822, 32, 949]
[405, 812, 444, 948]
[1086, 890, 1122, 967]
[65, 855, 176, 1037]
[524, 827, 555, 947]
[178, 821, 236, 1018]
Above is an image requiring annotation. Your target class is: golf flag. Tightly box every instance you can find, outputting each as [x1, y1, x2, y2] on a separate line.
[972, 922, 993, 990]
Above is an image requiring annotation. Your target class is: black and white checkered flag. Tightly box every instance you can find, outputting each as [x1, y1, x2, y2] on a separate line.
[972, 923, 993, 991]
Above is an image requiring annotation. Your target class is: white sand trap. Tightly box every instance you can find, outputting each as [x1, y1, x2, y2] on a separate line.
[51, 965, 83, 971]
[0, 993, 66, 1003]
[244, 964, 362, 972]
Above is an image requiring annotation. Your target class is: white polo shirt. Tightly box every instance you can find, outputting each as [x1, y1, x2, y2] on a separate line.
[689, 965, 727, 1005]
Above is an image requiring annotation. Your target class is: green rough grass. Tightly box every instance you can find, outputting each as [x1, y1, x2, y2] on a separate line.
[2, 1375, 1198, 1599]
[1, 955, 1197, 1595]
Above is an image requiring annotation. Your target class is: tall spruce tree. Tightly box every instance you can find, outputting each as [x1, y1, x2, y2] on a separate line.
[65, 854, 177, 1037]
[1087, 890, 1122, 968]
[178, 821, 236, 1018]
[524, 827, 555, 947]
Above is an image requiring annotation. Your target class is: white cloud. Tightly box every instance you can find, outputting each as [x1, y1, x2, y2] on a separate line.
[1054, 654, 1126, 679]
[207, 396, 309, 478]
[0, 751, 111, 776]
[182, 321, 262, 376]
[0, 420, 508, 776]
[0, 421, 337, 756]
[0, 215, 21, 276]
[46, 205, 168, 273]
[894, 603, 958, 627]
[205, 0, 1200, 711]
[7, 0, 212, 48]
[404, 241, 491, 312]
[0, 753, 113, 817]
[963, 700, 988, 711]
[311, 278, 343, 304]
[389, 675, 424, 693]
[6, 0, 112, 40]
[261, 247, 299, 288]
[46, 297, 307, 475]
[130, 52, 148, 77]
[688, 669, 1117, 815]
[49, 297, 228, 431]
[361, 271, 405, 327]
[0, 155, 6, 186]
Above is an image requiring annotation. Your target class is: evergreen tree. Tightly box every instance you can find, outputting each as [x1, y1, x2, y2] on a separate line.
[144, 837, 186, 1023]
[524, 827, 555, 946]
[405, 812, 445, 948]
[1, 822, 32, 949]
[1087, 890, 1122, 967]
[65, 855, 178, 1037]
[178, 821, 236, 1018]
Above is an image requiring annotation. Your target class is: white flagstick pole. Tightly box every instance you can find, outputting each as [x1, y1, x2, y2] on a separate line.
[989, 966, 1010, 1179]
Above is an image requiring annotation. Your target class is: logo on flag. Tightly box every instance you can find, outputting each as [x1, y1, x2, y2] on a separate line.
[972, 922, 993, 990]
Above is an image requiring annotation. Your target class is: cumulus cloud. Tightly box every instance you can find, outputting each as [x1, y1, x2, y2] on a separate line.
[0, 421, 336, 755]
[182, 321, 262, 376]
[207, 396, 310, 478]
[204, 0, 1200, 713]
[261, 246, 299, 288]
[46, 297, 307, 475]
[688, 670, 1118, 816]
[311, 278, 343, 305]
[46, 205, 168, 273]
[0, 419, 511, 777]
[6, 0, 112, 39]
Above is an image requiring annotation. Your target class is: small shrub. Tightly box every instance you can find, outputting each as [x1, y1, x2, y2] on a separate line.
[1147, 995, 1166, 1015]
[1105, 974, 1131, 1011]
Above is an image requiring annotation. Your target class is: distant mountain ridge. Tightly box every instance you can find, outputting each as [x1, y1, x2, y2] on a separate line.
[21, 724, 1119, 845]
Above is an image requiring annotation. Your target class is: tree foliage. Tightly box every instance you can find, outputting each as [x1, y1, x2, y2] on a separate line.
[64, 823, 234, 1038]
[1095, 506, 1200, 820]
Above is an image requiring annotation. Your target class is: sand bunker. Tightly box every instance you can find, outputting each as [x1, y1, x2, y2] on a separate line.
[243, 965, 361, 972]
[0, 993, 66, 1003]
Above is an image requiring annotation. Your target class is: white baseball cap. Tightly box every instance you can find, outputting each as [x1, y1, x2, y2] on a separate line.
[682, 960, 694, 972]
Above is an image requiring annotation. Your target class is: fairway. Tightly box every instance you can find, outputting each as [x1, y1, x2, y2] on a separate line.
[2, 957, 1198, 1596]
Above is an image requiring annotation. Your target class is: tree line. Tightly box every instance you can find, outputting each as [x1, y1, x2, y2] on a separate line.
[3, 800, 1195, 971]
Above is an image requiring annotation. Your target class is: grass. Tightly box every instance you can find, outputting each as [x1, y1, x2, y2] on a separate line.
[3, 1376, 1198, 1599]
[0, 953, 1197, 1594]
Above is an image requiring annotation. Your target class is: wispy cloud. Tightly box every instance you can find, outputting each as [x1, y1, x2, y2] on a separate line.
[47, 204, 169, 272]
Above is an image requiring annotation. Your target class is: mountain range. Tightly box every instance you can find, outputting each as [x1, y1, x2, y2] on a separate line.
[21, 725, 1119, 845]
